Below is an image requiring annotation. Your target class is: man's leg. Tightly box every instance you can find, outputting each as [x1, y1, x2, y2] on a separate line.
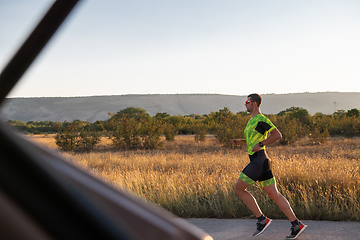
[234, 178, 263, 217]
[263, 182, 307, 239]
[235, 178, 272, 236]
[262, 183, 296, 221]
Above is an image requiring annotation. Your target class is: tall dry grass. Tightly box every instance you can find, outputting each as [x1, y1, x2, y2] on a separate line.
[27, 134, 360, 221]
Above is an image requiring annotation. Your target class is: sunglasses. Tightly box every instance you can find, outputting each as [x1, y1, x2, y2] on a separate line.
[245, 100, 255, 104]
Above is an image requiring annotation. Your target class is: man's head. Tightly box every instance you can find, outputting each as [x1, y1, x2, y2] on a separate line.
[245, 93, 262, 113]
[247, 93, 262, 107]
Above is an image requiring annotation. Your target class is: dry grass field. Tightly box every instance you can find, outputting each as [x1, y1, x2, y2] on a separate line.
[26, 134, 360, 221]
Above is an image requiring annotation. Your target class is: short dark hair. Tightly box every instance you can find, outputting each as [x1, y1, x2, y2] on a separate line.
[248, 93, 262, 107]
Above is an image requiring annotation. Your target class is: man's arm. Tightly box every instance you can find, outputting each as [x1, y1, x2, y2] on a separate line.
[252, 128, 282, 152]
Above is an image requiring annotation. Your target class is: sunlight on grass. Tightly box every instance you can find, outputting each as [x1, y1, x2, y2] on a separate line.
[26, 134, 360, 221]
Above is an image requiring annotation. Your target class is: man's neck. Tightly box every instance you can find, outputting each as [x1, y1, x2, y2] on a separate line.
[251, 109, 261, 118]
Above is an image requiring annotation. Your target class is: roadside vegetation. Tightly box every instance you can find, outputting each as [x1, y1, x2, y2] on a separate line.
[21, 105, 360, 222]
[7, 106, 360, 151]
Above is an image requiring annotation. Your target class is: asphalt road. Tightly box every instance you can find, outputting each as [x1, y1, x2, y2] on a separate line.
[186, 218, 360, 240]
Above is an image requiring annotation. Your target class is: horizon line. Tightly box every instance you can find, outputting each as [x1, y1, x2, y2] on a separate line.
[5, 91, 359, 99]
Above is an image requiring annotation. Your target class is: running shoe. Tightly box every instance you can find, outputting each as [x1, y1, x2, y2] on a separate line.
[253, 217, 272, 236]
[286, 222, 307, 239]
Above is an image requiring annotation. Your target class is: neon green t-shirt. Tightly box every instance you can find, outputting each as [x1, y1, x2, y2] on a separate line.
[244, 114, 276, 155]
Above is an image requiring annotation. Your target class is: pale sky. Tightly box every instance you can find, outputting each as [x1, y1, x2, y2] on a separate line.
[1, 0, 360, 98]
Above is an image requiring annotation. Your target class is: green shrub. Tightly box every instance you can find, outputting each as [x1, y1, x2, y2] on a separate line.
[141, 117, 165, 149]
[213, 112, 249, 147]
[194, 122, 207, 142]
[107, 108, 166, 150]
[108, 113, 143, 149]
[273, 115, 308, 145]
[163, 123, 177, 141]
[55, 120, 101, 152]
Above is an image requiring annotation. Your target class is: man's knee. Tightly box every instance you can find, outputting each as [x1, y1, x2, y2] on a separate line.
[234, 186, 244, 196]
[235, 180, 248, 197]
[266, 190, 279, 200]
[263, 185, 280, 200]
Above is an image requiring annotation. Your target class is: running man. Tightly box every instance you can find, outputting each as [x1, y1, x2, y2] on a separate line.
[231, 93, 307, 239]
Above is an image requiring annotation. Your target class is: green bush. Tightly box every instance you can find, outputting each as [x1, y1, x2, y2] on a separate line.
[141, 117, 165, 149]
[107, 108, 166, 150]
[55, 120, 101, 152]
[163, 123, 177, 141]
[194, 122, 207, 142]
[108, 113, 143, 149]
[308, 114, 330, 144]
[273, 115, 308, 145]
[213, 111, 249, 147]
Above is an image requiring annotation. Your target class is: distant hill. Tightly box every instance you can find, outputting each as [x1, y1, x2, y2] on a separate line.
[0, 92, 359, 122]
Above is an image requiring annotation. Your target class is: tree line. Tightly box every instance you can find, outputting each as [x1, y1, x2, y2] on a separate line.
[7, 106, 360, 151]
